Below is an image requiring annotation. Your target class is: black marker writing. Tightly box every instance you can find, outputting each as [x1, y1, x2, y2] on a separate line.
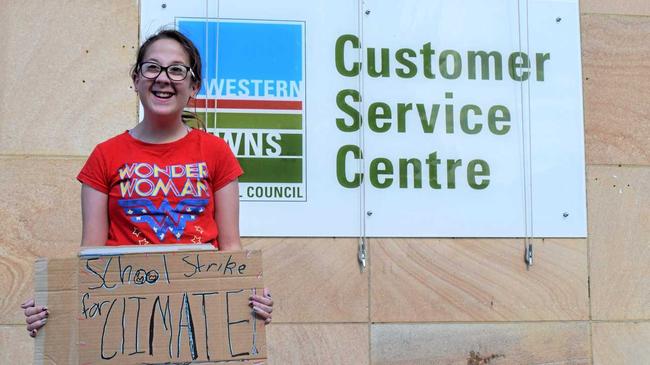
[250, 289, 259, 355]
[128, 296, 145, 356]
[182, 255, 205, 278]
[121, 297, 126, 355]
[183, 254, 247, 277]
[176, 292, 198, 360]
[80, 292, 111, 319]
[100, 298, 118, 360]
[118, 257, 132, 284]
[222, 255, 236, 275]
[226, 290, 250, 357]
[149, 295, 173, 358]
[193, 291, 219, 361]
[162, 254, 170, 284]
[86, 257, 116, 290]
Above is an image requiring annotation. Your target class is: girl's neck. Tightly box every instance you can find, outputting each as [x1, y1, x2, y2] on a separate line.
[130, 117, 190, 144]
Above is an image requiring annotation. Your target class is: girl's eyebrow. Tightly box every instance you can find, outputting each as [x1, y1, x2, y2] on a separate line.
[143, 57, 187, 65]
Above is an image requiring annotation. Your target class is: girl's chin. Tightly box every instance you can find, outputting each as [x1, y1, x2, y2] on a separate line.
[144, 107, 183, 120]
[143, 105, 183, 118]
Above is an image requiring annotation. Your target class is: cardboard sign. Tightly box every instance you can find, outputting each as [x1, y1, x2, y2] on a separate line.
[34, 245, 266, 364]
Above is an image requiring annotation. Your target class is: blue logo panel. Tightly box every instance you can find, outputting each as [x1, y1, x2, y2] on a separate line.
[178, 19, 304, 98]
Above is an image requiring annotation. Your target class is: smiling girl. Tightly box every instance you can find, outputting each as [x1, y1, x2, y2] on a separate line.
[22, 29, 273, 337]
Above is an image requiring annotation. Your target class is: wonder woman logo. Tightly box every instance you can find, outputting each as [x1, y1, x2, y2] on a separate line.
[118, 198, 210, 241]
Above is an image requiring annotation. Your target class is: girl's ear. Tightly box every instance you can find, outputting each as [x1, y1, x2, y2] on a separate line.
[132, 73, 140, 91]
[191, 80, 200, 97]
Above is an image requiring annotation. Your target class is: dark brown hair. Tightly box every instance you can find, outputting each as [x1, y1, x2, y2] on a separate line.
[132, 29, 206, 129]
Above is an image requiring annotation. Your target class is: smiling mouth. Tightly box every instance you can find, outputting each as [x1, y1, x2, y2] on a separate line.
[152, 91, 175, 99]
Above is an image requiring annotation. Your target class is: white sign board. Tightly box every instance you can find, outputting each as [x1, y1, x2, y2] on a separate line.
[141, 0, 587, 237]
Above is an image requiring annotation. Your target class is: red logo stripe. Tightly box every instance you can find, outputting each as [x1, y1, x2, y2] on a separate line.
[188, 99, 302, 110]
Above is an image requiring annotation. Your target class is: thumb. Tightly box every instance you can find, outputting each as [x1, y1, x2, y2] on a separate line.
[20, 299, 35, 309]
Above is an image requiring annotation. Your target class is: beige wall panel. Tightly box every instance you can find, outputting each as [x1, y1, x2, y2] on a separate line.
[581, 1, 650, 16]
[267, 324, 368, 365]
[0, 1, 139, 156]
[0, 157, 83, 324]
[588, 166, 650, 320]
[0, 325, 34, 363]
[592, 322, 650, 364]
[371, 239, 588, 322]
[372, 322, 590, 365]
[0, 158, 83, 252]
[581, 15, 650, 165]
[0, 245, 35, 326]
[242, 238, 368, 322]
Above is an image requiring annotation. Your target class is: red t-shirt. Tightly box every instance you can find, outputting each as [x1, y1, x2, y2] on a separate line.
[77, 129, 243, 248]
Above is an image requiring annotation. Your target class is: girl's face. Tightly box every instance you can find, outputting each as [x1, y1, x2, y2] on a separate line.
[133, 38, 199, 123]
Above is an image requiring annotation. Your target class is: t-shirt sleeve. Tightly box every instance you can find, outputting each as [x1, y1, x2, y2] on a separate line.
[211, 138, 244, 192]
[77, 145, 110, 193]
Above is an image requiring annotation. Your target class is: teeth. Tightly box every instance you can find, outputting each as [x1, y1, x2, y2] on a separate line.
[152, 91, 174, 98]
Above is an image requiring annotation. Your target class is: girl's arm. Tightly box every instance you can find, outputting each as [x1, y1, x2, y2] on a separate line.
[214, 179, 242, 251]
[213, 179, 273, 323]
[81, 184, 109, 246]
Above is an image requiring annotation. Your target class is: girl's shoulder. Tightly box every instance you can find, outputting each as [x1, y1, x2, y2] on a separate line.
[93, 131, 133, 150]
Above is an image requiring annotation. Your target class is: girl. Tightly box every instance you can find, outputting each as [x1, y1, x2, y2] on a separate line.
[22, 29, 273, 337]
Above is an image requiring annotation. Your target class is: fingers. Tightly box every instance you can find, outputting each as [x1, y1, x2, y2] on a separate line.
[250, 288, 273, 324]
[251, 305, 272, 323]
[26, 318, 47, 332]
[251, 305, 271, 318]
[254, 307, 272, 324]
[24, 305, 47, 317]
[251, 301, 273, 314]
[25, 309, 48, 325]
[249, 294, 273, 307]
[20, 299, 35, 309]
[24, 304, 49, 336]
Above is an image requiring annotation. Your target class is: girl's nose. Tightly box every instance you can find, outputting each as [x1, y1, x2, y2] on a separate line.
[154, 69, 172, 83]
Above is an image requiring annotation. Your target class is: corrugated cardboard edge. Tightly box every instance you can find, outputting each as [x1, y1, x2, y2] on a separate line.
[33, 259, 47, 365]
[78, 243, 215, 256]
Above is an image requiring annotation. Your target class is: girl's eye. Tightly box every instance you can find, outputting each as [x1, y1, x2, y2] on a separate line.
[168, 65, 186, 75]
[144, 63, 161, 72]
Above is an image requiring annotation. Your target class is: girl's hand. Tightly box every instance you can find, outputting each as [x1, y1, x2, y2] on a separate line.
[249, 288, 273, 325]
[21, 299, 49, 337]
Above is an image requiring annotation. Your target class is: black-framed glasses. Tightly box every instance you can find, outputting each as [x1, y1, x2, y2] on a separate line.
[138, 62, 195, 81]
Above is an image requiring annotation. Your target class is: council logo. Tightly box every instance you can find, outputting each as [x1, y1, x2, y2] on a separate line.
[178, 18, 306, 201]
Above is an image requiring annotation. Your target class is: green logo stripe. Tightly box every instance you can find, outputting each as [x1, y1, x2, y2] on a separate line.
[276, 134, 302, 156]
[216, 132, 303, 157]
[239, 158, 303, 183]
[204, 112, 302, 130]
